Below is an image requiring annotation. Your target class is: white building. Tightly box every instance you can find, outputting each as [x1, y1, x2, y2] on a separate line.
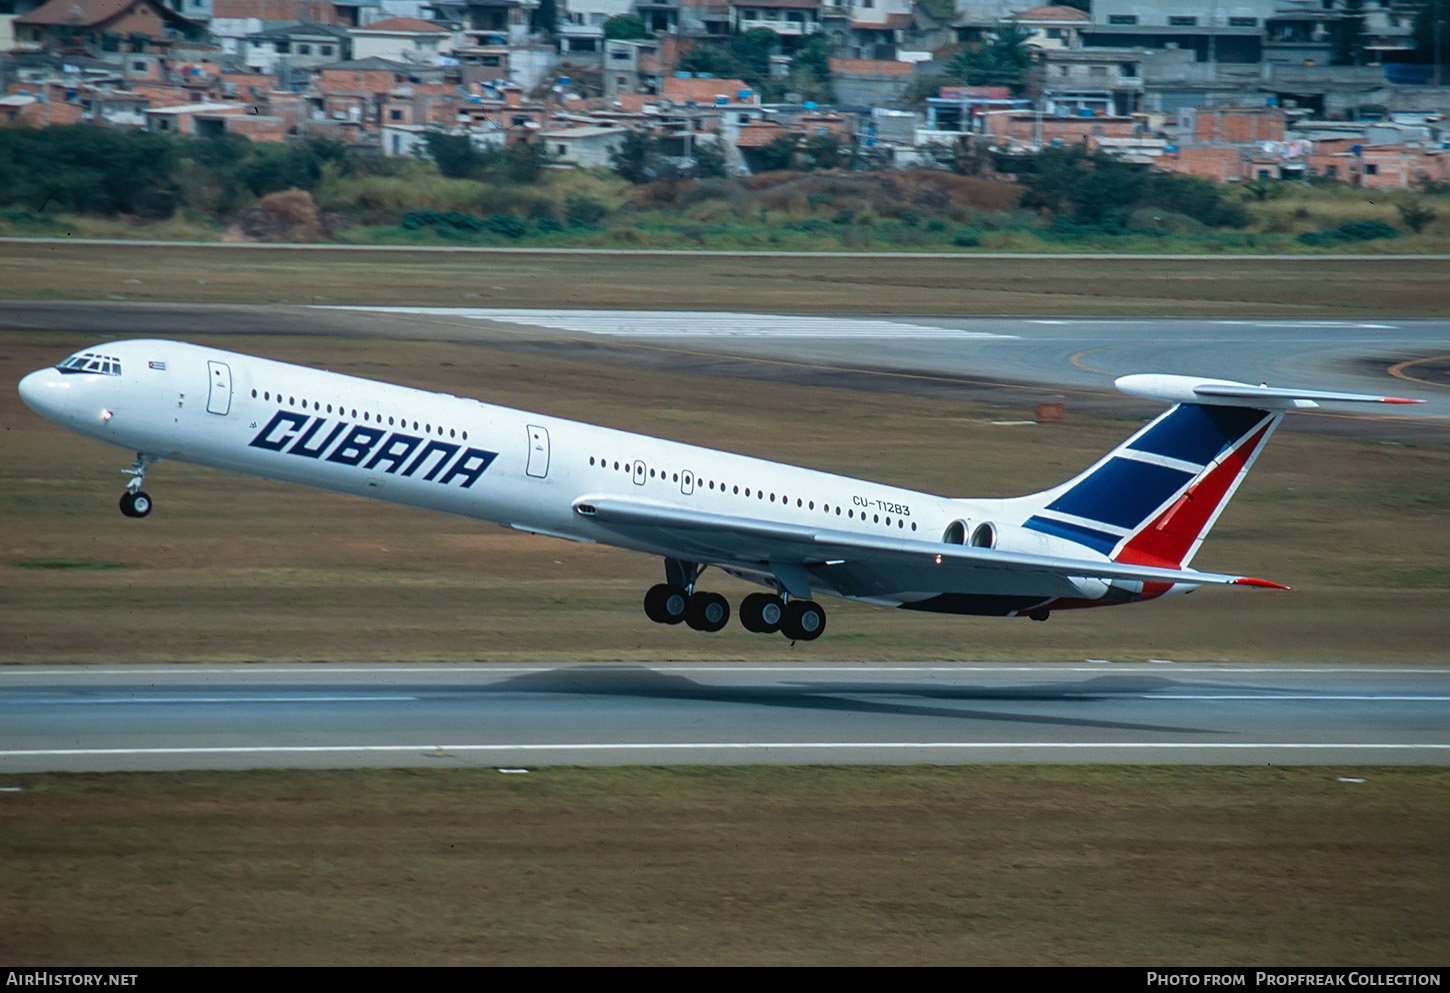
[350, 16, 459, 63]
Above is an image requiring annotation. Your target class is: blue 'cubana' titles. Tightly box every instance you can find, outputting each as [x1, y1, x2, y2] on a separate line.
[249, 411, 497, 488]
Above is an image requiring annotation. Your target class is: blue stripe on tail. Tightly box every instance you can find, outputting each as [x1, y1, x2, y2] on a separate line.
[1126, 404, 1267, 464]
[1045, 459, 1194, 530]
[1023, 402, 1272, 555]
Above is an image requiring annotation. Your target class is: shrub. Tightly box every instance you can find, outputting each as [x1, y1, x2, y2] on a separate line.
[1396, 201, 1437, 233]
[1296, 219, 1401, 246]
[487, 214, 527, 239]
[565, 196, 609, 228]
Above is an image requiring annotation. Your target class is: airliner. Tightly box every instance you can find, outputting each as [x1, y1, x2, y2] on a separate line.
[17, 338, 1422, 641]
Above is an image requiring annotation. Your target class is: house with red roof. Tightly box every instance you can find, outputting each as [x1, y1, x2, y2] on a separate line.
[13, 0, 202, 55]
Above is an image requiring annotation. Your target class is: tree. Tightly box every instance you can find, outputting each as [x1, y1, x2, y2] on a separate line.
[502, 140, 549, 183]
[421, 132, 483, 179]
[786, 33, 833, 103]
[803, 133, 847, 170]
[678, 42, 744, 80]
[1397, 201, 1438, 233]
[950, 23, 1033, 91]
[603, 15, 649, 41]
[610, 131, 660, 183]
[679, 30, 778, 92]
[1015, 146, 1247, 229]
[752, 136, 797, 172]
[691, 138, 729, 178]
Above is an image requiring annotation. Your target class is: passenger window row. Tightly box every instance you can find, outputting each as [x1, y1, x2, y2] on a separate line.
[251, 388, 468, 441]
[588, 455, 917, 531]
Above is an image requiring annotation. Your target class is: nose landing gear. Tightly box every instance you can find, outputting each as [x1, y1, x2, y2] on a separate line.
[119, 453, 158, 518]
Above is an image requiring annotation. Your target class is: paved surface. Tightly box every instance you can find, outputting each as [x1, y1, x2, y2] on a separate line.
[1, 663, 1446, 771]
[5, 301, 1448, 442]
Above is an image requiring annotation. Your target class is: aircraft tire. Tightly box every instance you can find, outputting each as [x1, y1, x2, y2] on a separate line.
[644, 583, 689, 625]
[120, 491, 152, 518]
[685, 591, 730, 633]
[739, 593, 783, 634]
[780, 600, 826, 641]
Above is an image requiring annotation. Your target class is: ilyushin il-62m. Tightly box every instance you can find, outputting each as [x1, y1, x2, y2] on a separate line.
[18, 339, 1420, 641]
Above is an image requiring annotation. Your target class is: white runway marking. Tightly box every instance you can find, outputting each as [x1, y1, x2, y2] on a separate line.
[322, 307, 1017, 340]
[30, 696, 419, 704]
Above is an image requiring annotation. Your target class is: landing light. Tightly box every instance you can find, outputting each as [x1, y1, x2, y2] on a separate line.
[101, 409, 113, 421]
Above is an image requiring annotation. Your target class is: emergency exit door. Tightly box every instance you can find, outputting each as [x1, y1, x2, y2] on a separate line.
[526, 424, 550, 478]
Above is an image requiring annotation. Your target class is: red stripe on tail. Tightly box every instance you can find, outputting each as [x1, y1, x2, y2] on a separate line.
[1115, 421, 1274, 571]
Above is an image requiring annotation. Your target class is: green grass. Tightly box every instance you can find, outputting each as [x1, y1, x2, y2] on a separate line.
[14, 559, 123, 570]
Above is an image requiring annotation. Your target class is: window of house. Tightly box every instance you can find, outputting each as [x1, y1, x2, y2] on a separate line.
[1107, 15, 1137, 25]
[1229, 17, 1257, 27]
[276, 41, 290, 53]
[1168, 16, 1197, 26]
[321, 45, 334, 56]
[389, 108, 402, 121]
[556, 144, 567, 155]
[1089, 65, 1108, 77]
[298, 44, 311, 55]
[1365, 163, 1378, 175]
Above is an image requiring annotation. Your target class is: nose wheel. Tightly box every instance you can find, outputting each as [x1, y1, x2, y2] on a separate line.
[119, 491, 153, 518]
[119, 453, 159, 518]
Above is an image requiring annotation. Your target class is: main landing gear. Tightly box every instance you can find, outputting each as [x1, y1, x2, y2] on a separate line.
[643, 560, 826, 641]
[119, 453, 158, 518]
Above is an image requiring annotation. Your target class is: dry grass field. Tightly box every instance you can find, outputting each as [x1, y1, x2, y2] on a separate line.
[2, 766, 1446, 966]
[2, 242, 1450, 316]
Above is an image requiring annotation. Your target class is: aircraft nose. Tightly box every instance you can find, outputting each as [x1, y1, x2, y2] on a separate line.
[18, 368, 70, 420]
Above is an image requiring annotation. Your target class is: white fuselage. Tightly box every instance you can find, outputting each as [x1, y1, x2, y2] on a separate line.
[21, 339, 1045, 608]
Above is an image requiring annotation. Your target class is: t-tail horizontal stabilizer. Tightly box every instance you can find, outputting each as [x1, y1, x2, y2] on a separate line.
[1115, 374, 1425, 410]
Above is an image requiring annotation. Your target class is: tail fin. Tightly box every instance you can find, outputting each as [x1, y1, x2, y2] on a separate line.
[1019, 375, 1422, 570]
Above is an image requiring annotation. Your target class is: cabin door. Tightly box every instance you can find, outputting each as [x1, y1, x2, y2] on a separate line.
[206, 361, 232, 416]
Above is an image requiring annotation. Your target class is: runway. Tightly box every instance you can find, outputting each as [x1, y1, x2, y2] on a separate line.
[4, 302, 1448, 439]
[2, 663, 1446, 772]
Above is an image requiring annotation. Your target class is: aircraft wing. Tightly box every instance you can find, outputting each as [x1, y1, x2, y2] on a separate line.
[573, 495, 1285, 601]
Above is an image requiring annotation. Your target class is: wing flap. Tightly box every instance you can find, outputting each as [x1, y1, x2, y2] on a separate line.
[574, 495, 1282, 595]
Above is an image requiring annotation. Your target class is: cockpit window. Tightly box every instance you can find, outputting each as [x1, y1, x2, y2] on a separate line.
[57, 352, 123, 376]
